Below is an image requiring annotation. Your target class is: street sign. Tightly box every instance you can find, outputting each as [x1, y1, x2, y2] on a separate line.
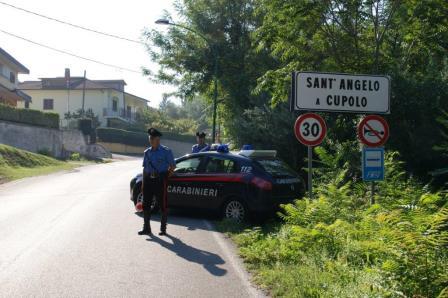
[362, 147, 385, 181]
[294, 113, 327, 146]
[357, 115, 389, 147]
[294, 113, 327, 200]
[291, 71, 390, 113]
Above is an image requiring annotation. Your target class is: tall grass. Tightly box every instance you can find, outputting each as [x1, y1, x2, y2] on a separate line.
[218, 144, 448, 297]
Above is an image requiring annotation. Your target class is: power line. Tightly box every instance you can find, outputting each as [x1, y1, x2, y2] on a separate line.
[0, 0, 145, 45]
[0, 29, 142, 74]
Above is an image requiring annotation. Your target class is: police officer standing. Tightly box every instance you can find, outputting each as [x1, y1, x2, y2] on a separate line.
[139, 128, 175, 236]
[192, 132, 210, 153]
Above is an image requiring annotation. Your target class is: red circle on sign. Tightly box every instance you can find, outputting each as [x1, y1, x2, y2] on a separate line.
[357, 115, 389, 147]
[294, 113, 327, 146]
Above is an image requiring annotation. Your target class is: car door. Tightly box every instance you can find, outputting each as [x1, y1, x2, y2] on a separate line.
[190, 156, 241, 210]
[168, 156, 205, 208]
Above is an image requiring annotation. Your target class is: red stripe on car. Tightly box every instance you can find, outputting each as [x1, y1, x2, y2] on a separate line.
[170, 174, 246, 183]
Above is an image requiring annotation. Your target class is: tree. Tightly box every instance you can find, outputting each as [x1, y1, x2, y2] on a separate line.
[143, 0, 279, 143]
[254, 0, 448, 177]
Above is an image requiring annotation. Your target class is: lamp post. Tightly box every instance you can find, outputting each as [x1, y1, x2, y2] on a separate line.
[155, 19, 219, 143]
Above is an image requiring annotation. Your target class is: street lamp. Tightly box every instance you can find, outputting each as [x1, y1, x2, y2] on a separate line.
[155, 19, 219, 143]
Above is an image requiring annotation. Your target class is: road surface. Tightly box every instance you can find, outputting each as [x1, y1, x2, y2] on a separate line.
[0, 159, 265, 298]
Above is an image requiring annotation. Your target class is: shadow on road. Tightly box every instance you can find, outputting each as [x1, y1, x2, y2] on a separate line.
[147, 234, 227, 277]
[134, 209, 219, 232]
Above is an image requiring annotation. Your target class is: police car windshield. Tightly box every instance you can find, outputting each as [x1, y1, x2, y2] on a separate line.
[254, 158, 297, 177]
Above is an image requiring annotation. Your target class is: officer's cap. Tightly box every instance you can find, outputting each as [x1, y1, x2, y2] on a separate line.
[148, 127, 162, 137]
[196, 131, 206, 138]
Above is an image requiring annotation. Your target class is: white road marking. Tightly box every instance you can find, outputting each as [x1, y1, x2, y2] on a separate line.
[202, 220, 266, 298]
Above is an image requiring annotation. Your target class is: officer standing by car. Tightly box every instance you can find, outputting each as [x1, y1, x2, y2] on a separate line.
[192, 132, 210, 153]
[139, 128, 175, 236]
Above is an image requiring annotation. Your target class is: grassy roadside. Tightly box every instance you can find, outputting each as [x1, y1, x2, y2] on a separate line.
[215, 220, 383, 297]
[0, 144, 95, 182]
[215, 151, 448, 297]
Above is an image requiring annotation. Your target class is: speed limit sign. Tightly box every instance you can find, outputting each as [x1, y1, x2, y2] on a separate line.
[294, 113, 327, 146]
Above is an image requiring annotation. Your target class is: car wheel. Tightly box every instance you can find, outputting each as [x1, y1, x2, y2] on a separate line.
[132, 185, 142, 206]
[222, 199, 247, 222]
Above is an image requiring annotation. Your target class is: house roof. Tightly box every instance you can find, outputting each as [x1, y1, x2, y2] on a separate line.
[0, 84, 31, 102]
[124, 91, 150, 103]
[0, 47, 30, 74]
[19, 78, 122, 90]
[18, 77, 149, 102]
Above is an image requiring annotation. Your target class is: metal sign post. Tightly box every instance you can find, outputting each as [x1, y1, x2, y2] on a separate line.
[308, 145, 313, 199]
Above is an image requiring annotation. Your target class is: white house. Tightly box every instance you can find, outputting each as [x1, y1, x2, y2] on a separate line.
[0, 47, 31, 106]
[18, 69, 149, 127]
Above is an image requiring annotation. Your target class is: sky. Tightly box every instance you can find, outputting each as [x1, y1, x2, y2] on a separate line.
[0, 0, 177, 107]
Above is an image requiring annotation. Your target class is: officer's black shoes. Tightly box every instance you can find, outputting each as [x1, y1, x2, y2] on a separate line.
[138, 229, 152, 235]
[158, 231, 167, 236]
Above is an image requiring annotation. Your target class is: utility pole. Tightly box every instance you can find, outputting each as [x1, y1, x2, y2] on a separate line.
[81, 70, 86, 115]
[211, 49, 218, 143]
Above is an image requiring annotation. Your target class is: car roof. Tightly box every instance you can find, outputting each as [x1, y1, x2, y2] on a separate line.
[176, 151, 253, 162]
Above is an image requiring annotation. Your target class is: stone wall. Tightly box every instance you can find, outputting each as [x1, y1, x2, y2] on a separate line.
[0, 120, 111, 159]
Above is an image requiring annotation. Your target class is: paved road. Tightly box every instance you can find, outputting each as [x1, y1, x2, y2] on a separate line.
[0, 159, 264, 298]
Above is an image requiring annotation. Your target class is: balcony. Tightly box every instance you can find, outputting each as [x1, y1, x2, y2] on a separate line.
[103, 108, 137, 122]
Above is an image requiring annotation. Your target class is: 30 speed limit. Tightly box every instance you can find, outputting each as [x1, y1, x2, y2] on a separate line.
[294, 113, 327, 146]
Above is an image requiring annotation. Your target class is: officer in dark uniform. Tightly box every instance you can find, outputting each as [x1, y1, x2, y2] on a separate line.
[139, 128, 175, 236]
[192, 132, 210, 153]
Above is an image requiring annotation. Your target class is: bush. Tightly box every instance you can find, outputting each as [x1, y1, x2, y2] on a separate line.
[219, 149, 448, 297]
[69, 152, 82, 161]
[96, 127, 195, 147]
[106, 118, 145, 132]
[0, 104, 59, 129]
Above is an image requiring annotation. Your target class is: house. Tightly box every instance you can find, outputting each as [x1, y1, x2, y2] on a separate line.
[0, 47, 31, 106]
[18, 69, 149, 127]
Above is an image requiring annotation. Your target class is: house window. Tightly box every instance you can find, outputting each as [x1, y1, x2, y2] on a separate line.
[43, 98, 54, 110]
[126, 106, 132, 118]
[25, 101, 30, 109]
[112, 99, 118, 112]
[10, 72, 15, 84]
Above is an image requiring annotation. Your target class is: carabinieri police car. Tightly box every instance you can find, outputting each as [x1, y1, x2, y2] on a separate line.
[129, 146, 305, 222]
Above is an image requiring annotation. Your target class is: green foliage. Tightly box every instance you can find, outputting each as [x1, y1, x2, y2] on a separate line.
[0, 144, 60, 168]
[145, 0, 448, 178]
[69, 153, 82, 161]
[220, 149, 448, 297]
[144, 0, 275, 143]
[0, 103, 59, 129]
[0, 144, 84, 182]
[253, 0, 448, 178]
[96, 127, 195, 147]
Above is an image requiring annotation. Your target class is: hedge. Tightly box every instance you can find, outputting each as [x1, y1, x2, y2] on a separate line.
[96, 127, 196, 147]
[0, 104, 59, 129]
[107, 118, 144, 132]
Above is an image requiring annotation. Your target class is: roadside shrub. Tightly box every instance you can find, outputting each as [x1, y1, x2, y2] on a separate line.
[223, 150, 448, 297]
[69, 153, 82, 161]
[0, 103, 59, 129]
